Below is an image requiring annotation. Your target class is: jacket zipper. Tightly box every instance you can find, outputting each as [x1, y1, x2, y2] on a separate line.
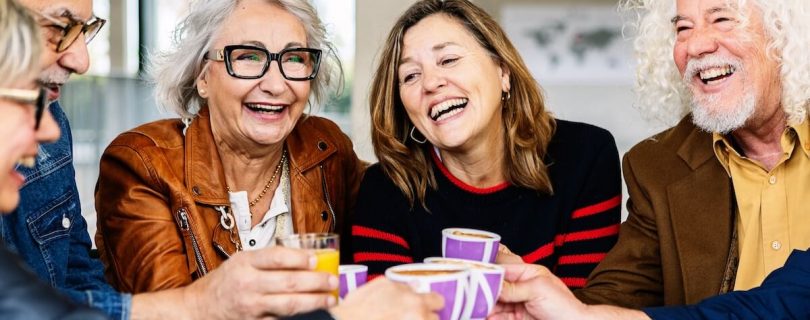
[178, 208, 208, 275]
[320, 165, 337, 231]
[214, 243, 231, 259]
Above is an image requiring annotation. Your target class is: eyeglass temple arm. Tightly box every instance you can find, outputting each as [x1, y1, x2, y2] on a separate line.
[205, 50, 225, 61]
[0, 88, 40, 101]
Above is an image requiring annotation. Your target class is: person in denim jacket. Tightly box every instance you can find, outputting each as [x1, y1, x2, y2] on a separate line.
[0, 0, 128, 317]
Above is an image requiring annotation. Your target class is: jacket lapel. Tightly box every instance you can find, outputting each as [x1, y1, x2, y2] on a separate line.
[184, 108, 230, 206]
[667, 123, 733, 303]
[184, 108, 236, 256]
[285, 117, 336, 233]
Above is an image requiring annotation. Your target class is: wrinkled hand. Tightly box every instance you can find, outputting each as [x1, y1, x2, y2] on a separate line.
[329, 277, 444, 320]
[487, 264, 587, 320]
[186, 246, 338, 319]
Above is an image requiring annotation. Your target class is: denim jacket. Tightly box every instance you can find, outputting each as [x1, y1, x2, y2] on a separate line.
[0, 102, 130, 320]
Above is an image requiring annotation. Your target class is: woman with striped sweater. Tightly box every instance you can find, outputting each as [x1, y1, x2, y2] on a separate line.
[350, 0, 622, 290]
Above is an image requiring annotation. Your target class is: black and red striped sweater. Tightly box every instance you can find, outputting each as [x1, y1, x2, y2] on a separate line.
[350, 119, 621, 289]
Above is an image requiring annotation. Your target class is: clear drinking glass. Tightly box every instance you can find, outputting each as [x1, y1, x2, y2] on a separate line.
[275, 233, 340, 298]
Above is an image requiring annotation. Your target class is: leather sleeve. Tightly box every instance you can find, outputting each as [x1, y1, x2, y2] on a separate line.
[574, 150, 665, 308]
[95, 138, 193, 293]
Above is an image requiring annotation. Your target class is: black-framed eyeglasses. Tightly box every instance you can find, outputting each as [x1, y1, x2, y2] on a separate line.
[37, 11, 106, 53]
[0, 87, 47, 130]
[205, 45, 322, 81]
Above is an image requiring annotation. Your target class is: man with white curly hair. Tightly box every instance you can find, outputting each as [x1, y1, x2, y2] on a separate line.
[577, 0, 810, 305]
[486, 0, 810, 319]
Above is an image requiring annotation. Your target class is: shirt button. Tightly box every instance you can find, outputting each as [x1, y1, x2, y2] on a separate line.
[249, 239, 256, 247]
[769, 175, 777, 185]
[62, 216, 71, 229]
[771, 240, 782, 250]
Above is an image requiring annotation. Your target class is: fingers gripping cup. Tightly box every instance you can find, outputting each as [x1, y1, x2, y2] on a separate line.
[385, 263, 469, 320]
[339, 264, 368, 300]
[442, 228, 501, 263]
[425, 257, 505, 320]
[275, 233, 340, 299]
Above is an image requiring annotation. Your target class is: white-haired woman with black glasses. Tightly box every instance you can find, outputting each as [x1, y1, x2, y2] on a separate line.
[95, 0, 365, 299]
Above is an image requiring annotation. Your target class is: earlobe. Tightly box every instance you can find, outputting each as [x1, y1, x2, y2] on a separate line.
[196, 72, 209, 98]
[499, 63, 511, 92]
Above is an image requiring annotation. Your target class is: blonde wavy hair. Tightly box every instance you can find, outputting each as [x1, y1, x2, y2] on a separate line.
[0, 0, 41, 88]
[621, 0, 810, 125]
[370, 0, 556, 208]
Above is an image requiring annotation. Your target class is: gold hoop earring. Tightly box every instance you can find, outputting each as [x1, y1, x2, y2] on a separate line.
[501, 91, 511, 101]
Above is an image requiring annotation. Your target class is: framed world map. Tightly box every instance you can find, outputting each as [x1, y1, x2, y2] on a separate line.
[502, 4, 635, 85]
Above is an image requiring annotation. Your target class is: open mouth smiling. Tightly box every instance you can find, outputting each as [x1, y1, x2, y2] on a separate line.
[429, 98, 468, 121]
[245, 103, 287, 114]
[697, 65, 736, 85]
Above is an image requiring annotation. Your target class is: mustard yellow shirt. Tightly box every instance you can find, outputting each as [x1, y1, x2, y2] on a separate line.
[712, 119, 810, 291]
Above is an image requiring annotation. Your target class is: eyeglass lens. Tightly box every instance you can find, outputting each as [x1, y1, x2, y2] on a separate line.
[57, 19, 103, 53]
[229, 48, 318, 79]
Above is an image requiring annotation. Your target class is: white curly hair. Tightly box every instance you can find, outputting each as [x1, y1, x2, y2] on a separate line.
[620, 0, 810, 126]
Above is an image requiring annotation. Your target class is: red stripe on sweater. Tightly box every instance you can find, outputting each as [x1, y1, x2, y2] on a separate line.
[521, 242, 554, 264]
[560, 277, 588, 288]
[556, 224, 620, 244]
[352, 226, 410, 250]
[557, 253, 607, 265]
[572, 195, 621, 219]
[354, 252, 414, 263]
[431, 148, 510, 194]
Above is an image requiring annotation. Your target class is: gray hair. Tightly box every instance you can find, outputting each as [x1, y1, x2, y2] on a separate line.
[0, 0, 42, 88]
[149, 0, 343, 118]
[621, 0, 810, 125]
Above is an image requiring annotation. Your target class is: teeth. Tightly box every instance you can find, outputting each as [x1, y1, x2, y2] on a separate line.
[430, 98, 468, 120]
[246, 104, 284, 112]
[16, 156, 35, 168]
[699, 65, 735, 81]
[436, 106, 464, 121]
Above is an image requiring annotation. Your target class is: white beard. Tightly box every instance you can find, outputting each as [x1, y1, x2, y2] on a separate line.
[690, 90, 756, 134]
[682, 55, 755, 134]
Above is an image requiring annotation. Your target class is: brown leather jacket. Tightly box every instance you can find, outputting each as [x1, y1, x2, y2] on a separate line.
[95, 107, 366, 293]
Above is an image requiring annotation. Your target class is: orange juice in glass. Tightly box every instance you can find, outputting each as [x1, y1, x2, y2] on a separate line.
[276, 233, 340, 299]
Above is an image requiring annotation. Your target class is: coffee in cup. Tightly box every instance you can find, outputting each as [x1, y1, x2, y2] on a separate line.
[425, 257, 505, 319]
[385, 263, 469, 320]
[442, 228, 501, 263]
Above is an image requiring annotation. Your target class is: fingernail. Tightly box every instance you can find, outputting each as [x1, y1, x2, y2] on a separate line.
[309, 255, 318, 270]
[327, 295, 337, 306]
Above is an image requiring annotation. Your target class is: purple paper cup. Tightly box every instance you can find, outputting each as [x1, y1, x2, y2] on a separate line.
[339, 264, 368, 300]
[425, 257, 505, 320]
[442, 228, 501, 263]
[385, 263, 470, 320]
